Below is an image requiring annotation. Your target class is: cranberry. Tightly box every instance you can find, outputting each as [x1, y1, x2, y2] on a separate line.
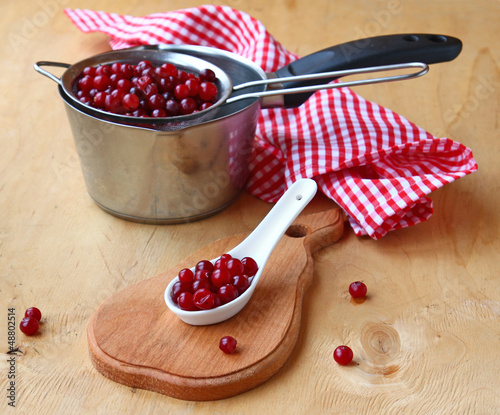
[218, 284, 239, 304]
[226, 258, 244, 277]
[171, 281, 193, 303]
[177, 70, 189, 83]
[192, 278, 211, 292]
[151, 109, 167, 118]
[158, 77, 174, 93]
[219, 336, 237, 354]
[242, 257, 259, 277]
[148, 94, 166, 110]
[95, 65, 111, 77]
[120, 64, 134, 78]
[116, 78, 132, 91]
[174, 84, 189, 100]
[78, 75, 94, 93]
[142, 83, 159, 98]
[165, 100, 180, 116]
[193, 288, 216, 310]
[161, 63, 177, 77]
[75, 62, 219, 119]
[349, 281, 367, 298]
[199, 82, 218, 102]
[171, 253, 258, 311]
[200, 68, 216, 83]
[232, 275, 250, 294]
[122, 93, 140, 111]
[185, 79, 200, 97]
[333, 345, 353, 365]
[93, 91, 108, 109]
[82, 66, 96, 77]
[110, 73, 125, 87]
[177, 292, 196, 311]
[180, 98, 197, 115]
[178, 268, 194, 283]
[25, 307, 42, 321]
[137, 75, 153, 89]
[20, 316, 39, 336]
[199, 102, 213, 111]
[211, 268, 232, 288]
[195, 260, 214, 273]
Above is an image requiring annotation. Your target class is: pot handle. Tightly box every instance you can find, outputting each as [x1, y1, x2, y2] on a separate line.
[273, 33, 462, 108]
[33, 61, 71, 85]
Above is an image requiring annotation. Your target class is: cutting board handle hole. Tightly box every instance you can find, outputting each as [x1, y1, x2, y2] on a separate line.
[285, 224, 309, 238]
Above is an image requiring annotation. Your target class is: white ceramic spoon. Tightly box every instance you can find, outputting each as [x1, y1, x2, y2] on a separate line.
[164, 178, 318, 325]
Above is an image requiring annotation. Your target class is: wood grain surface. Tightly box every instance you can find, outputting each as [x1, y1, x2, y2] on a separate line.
[1, 1, 499, 414]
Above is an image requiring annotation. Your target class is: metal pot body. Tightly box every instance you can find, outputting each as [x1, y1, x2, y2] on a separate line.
[61, 86, 260, 223]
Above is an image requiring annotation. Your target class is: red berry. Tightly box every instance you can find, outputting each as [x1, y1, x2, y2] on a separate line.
[178, 268, 194, 283]
[93, 91, 108, 109]
[25, 307, 42, 321]
[232, 275, 250, 294]
[174, 84, 190, 100]
[219, 336, 237, 354]
[218, 284, 239, 304]
[122, 93, 140, 111]
[177, 292, 196, 311]
[199, 102, 213, 111]
[177, 70, 189, 83]
[171, 281, 193, 303]
[165, 100, 180, 116]
[151, 109, 167, 118]
[349, 281, 367, 298]
[78, 75, 94, 93]
[161, 63, 177, 77]
[241, 257, 259, 277]
[199, 82, 218, 102]
[333, 345, 353, 365]
[95, 65, 111, 77]
[185, 79, 200, 97]
[180, 98, 197, 115]
[195, 260, 214, 273]
[192, 278, 211, 292]
[226, 258, 244, 277]
[199, 68, 216, 83]
[82, 66, 96, 77]
[20, 316, 39, 336]
[194, 269, 211, 281]
[193, 288, 216, 310]
[211, 268, 232, 288]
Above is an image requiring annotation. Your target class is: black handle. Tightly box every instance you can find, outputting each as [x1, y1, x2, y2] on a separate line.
[274, 33, 462, 108]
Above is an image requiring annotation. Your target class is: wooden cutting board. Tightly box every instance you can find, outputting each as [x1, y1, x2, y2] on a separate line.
[87, 208, 344, 401]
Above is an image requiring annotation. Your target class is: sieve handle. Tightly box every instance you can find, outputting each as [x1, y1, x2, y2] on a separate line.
[272, 33, 462, 107]
[227, 62, 429, 106]
[33, 61, 71, 85]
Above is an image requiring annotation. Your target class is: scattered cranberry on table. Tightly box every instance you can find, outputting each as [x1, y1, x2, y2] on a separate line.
[349, 281, 367, 299]
[333, 345, 353, 365]
[74, 60, 219, 118]
[25, 306, 42, 322]
[171, 253, 258, 311]
[219, 336, 237, 354]
[19, 306, 43, 336]
[20, 317, 39, 336]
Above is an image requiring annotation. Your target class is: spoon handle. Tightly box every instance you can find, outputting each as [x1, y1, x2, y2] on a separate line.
[231, 178, 317, 265]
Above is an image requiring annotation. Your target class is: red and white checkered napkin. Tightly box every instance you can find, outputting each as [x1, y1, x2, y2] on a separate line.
[65, 5, 477, 239]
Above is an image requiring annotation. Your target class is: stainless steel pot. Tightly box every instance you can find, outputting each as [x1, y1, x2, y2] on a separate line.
[34, 33, 462, 224]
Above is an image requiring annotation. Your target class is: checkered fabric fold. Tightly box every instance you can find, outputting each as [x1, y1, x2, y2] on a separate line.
[65, 5, 477, 239]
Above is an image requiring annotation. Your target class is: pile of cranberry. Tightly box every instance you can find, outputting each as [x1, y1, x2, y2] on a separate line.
[171, 253, 258, 311]
[74, 60, 219, 118]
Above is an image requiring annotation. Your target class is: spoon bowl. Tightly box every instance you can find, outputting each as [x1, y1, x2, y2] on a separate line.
[164, 178, 318, 325]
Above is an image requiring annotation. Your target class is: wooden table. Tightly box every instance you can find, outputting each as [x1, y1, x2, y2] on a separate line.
[2, 1, 499, 413]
